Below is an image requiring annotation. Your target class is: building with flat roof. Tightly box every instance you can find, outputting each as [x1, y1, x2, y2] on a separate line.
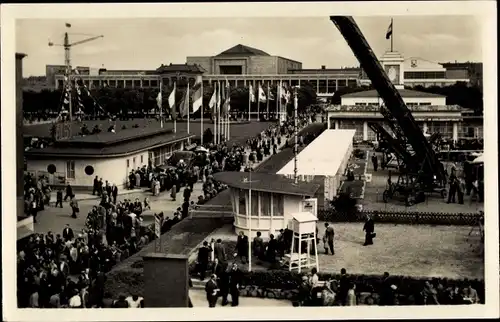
[277, 129, 356, 207]
[44, 44, 477, 99]
[25, 127, 194, 189]
[325, 51, 483, 143]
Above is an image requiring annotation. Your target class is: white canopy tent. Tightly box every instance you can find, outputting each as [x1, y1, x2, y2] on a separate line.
[277, 129, 356, 177]
[277, 129, 356, 205]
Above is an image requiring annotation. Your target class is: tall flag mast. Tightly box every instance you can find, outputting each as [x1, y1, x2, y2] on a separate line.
[168, 82, 177, 133]
[192, 75, 203, 144]
[157, 79, 163, 128]
[386, 18, 394, 52]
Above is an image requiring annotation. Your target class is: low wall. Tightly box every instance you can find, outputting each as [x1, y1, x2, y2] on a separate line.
[318, 209, 482, 226]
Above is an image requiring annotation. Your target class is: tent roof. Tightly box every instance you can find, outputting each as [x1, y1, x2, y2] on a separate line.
[277, 129, 356, 177]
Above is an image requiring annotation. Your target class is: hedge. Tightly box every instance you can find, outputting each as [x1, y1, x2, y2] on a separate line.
[317, 209, 483, 226]
[106, 267, 485, 305]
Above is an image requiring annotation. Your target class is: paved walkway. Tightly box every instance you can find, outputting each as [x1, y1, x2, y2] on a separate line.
[189, 289, 291, 307]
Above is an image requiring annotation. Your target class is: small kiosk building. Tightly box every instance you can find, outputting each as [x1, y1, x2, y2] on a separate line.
[213, 172, 320, 239]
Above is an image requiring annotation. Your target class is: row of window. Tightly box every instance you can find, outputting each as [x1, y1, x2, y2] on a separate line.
[231, 188, 285, 217]
[336, 120, 483, 140]
[126, 155, 145, 170]
[404, 71, 446, 79]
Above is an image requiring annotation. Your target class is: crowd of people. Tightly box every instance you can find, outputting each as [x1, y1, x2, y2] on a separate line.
[295, 269, 481, 306]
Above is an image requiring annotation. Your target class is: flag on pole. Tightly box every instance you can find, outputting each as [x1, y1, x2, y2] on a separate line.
[209, 83, 217, 114]
[191, 75, 203, 113]
[216, 81, 221, 112]
[386, 20, 393, 39]
[249, 84, 256, 103]
[258, 83, 266, 103]
[168, 82, 176, 119]
[156, 90, 162, 109]
[222, 84, 231, 116]
[280, 81, 287, 100]
[180, 85, 190, 118]
[268, 85, 275, 101]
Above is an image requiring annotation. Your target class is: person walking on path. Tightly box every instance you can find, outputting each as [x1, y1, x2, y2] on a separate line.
[363, 214, 375, 246]
[324, 223, 335, 255]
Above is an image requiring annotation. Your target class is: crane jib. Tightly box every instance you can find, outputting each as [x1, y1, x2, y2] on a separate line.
[329, 16, 445, 182]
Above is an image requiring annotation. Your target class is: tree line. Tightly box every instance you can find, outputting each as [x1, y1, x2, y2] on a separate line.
[23, 81, 318, 118]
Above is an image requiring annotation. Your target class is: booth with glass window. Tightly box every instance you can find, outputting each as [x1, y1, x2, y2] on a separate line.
[213, 172, 320, 239]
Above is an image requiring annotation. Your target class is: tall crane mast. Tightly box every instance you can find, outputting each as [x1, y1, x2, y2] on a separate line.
[48, 23, 104, 121]
[329, 16, 446, 186]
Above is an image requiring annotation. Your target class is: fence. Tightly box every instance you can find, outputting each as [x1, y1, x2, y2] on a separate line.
[317, 209, 483, 226]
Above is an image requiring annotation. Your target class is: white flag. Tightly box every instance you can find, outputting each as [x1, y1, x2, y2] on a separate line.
[192, 75, 203, 113]
[209, 83, 217, 110]
[249, 84, 256, 103]
[156, 91, 162, 109]
[168, 82, 176, 111]
[258, 83, 266, 103]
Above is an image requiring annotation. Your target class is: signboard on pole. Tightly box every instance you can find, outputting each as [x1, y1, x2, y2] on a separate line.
[301, 198, 318, 217]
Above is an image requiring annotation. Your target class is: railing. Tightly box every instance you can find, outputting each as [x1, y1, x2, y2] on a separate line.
[317, 209, 483, 226]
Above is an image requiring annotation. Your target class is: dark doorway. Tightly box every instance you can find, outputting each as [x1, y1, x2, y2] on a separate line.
[220, 65, 243, 75]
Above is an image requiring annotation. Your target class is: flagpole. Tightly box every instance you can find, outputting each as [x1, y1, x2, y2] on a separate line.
[258, 82, 261, 121]
[217, 81, 221, 144]
[187, 82, 190, 134]
[266, 82, 270, 119]
[248, 170, 252, 272]
[226, 84, 230, 141]
[213, 82, 217, 145]
[173, 81, 177, 134]
[391, 18, 394, 52]
[160, 79, 163, 128]
[200, 80, 204, 145]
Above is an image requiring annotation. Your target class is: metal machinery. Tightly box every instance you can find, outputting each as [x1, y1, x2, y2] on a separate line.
[330, 16, 447, 206]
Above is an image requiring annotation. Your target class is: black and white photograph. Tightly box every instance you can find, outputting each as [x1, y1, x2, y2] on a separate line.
[1, 1, 498, 321]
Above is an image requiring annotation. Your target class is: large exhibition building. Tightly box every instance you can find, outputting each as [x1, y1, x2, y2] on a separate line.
[26, 44, 481, 100]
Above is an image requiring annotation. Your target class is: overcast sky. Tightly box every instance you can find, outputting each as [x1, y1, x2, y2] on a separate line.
[16, 16, 483, 77]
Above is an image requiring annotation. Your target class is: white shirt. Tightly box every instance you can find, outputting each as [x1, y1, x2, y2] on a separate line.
[69, 295, 82, 308]
[126, 296, 144, 308]
[309, 274, 319, 288]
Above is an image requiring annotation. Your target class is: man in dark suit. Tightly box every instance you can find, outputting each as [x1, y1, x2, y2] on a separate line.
[197, 241, 212, 280]
[62, 224, 74, 241]
[213, 239, 226, 263]
[338, 268, 350, 306]
[205, 274, 219, 308]
[64, 184, 73, 201]
[211, 258, 224, 278]
[228, 263, 242, 307]
[324, 223, 335, 255]
[363, 214, 375, 246]
[92, 176, 99, 195]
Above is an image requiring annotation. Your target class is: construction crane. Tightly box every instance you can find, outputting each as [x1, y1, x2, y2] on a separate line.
[48, 23, 104, 121]
[330, 16, 446, 206]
